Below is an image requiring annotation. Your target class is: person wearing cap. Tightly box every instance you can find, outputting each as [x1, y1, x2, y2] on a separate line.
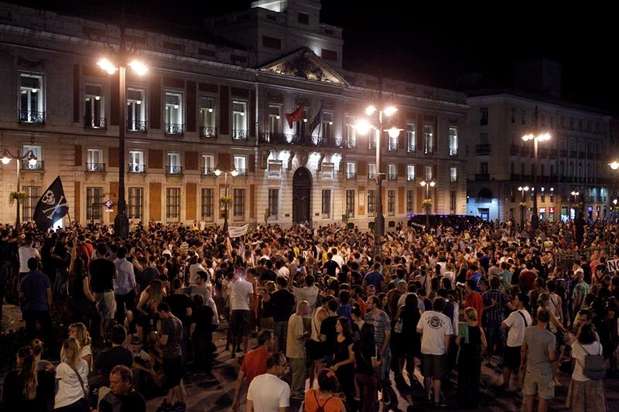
[501, 292, 532, 391]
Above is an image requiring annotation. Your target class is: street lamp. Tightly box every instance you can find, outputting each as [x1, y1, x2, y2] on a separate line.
[353, 104, 399, 257]
[570, 191, 580, 220]
[214, 168, 239, 234]
[518, 186, 530, 229]
[522, 128, 551, 232]
[1, 149, 38, 226]
[97, 31, 148, 239]
[609, 161, 619, 170]
[420, 180, 436, 227]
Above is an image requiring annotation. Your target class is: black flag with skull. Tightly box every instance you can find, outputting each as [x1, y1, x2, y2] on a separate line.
[33, 176, 69, 231]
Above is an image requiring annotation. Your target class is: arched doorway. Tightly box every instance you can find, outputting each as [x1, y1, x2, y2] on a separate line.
[292, 167, 312, 224]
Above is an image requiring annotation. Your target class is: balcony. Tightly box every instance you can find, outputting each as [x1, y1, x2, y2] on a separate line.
[201, 168, 216, 176]
[84, 116, 106, 130]
[86, 163, 106, 172]
[346, 173, 357, 180]
[232, 129, 248, 140]
[476, 144, 491, 155]
[21, 160, 44, 171]
[128, 163, 146, 174]
[127, 120, 147, 134]
[165, 123, 184, 136]
[259, 132, 288, 144]
[165, 165, 183, 175]
[387, 174, 398, 181]
[474, 173, 490, 181]
[235, 168, 247, 176]
[199, 126, 217, 139]
[259, 131, 344, 148]
[19, 110, 45, 124]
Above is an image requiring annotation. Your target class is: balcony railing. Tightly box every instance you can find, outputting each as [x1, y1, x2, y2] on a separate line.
[21, 160, 44, 170]
[235, 168, 247, 176]
[201, 168, 216, 176]
[86, 163, 106, 172]
[165, 123, 184, 136]
[127, 120, 147, 133]
[19, 110, 45, 124]
[128, 163, 146, 173]
[84, 116, 106, 130]
[200, 126, 217, 138]
[232, 129, 248, 140]
[259, 132, 288, 144]
[166, 165, 183, 175]
[387, 174, 398, 181]
[476, 144, 491, 155]
[346, 173, 357, 180]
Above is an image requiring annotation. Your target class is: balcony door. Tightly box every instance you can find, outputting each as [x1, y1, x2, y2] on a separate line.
[292, 167, 312, 224]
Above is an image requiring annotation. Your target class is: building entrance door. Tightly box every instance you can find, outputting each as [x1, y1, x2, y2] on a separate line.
[292, 167, 312, 224]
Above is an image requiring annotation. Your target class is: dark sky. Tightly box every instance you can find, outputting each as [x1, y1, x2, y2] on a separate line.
[11, 0, 619, 114]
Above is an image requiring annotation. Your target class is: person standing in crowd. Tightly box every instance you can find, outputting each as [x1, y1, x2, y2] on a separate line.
[229, 266, 254, 357]
[156, 302, 185, 412]
[482, 276, 508, 357]
[246, 353, 290, 412]
[19, 257, 52, 341]
[2, 345, 54, 411]
[286, 300, 309, 401]
[95, 325, 133, 386]
[330, 317, 355, 410]
[303, 368, 346, 412]
[99, 365, 146, 412]
[232, 330, 274, 412]
[521, 309, 557, 412]
[271, 276, 296, 353]
[113, 247, 137, 324]
[89, 243, 116, 337]
[19, 234, 40, 279]
[54, 337, 89, 412]
[501, 293, 532, 391]
[364, 295, 393, 407]
[457, 307, 487, 409]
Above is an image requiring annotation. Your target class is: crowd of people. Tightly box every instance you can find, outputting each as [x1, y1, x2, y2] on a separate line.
[0, 217, 617, 412]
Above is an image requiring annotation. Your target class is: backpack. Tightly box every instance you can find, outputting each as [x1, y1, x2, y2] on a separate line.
[581, 343, 605, 380]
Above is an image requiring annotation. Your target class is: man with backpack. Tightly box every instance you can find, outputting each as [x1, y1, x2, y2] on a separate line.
[501, 293, 532, 391]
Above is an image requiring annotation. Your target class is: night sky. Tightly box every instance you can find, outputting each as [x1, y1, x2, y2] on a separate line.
[10, 0, 619, 114]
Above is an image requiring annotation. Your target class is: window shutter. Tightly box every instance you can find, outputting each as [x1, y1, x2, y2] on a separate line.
[185, 183, 197, 221]
[184, 151, 198, 170]
[149, 76, 161, 129]
[398, 187, 405, 214]
[149, 182, 162, 221]
[186, 81, 196, 132]
[149, 149, 163, 169]
[398, 163, 406, 178]
[74, 145, 82, 166]
[218, 153, 231, 170]
[358, 160, 368, 176]
[108, 147, 119, 167]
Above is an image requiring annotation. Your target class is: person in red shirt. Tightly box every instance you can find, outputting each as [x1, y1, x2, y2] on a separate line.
[231, 330, 274, 411]
[464, 280, 484, 321]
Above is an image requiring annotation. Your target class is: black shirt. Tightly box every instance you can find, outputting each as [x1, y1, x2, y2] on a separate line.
[325, 260, 339, 277]
[95, 346, 134, 384]
[270, 289, 295, 322]
[99, 390, 146, 412]
[261, 269, 277, 283]
[89, 258, 115, 293]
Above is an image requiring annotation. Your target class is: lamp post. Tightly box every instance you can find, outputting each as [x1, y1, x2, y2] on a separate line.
[97, 28, 148, 239]
[1, 149, 38, 226]
[353, 104, 399, 257]
[420, 180, 436, 228]
[518, 186, 529, 229]
[570, 190, 580, 220]
[214, 169, 238, 234]
[522, 130, 551, 232]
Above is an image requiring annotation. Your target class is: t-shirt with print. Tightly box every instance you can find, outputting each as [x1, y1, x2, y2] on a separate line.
[416, 310, 454, 355]
[364, 309, 391, 347]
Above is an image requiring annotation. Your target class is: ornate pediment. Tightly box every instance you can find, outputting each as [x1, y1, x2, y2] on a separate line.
[260, 48, 348, 86]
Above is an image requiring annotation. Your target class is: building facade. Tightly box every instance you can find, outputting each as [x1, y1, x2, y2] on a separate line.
[465, 92, 616, 223]
[0, 1, 468, 228]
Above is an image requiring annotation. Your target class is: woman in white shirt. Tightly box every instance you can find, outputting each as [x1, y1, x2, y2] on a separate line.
[54, 337, 89, 411]
[68, 322, 92, 372]
[566, 323, 607, 412]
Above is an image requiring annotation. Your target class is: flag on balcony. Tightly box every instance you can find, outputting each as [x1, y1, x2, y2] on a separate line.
[33, 176, 69, 231]
[308, 103, 323, 136]
[285, 105, 304, 128]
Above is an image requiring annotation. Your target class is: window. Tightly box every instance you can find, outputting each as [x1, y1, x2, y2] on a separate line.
[346, 162, 356, 179]
[298, 12, 309, 24]
[345, 189, 355, 217]
[369, 128, 378, 150]
[234, 155, 247, 175]
[201, 188, 214, 220]
[202, 154, 215, 175]
[127, 89, 146, 132]
[86, 187, 103, 221]
[480, 162, 488, 175]
[232, 101, 247, 139]
[84, 85, 105, 128]
[388, 190, 395, 216]
[128, 187, 144, 220]
[262, 36, 281, 50]
[388, 132, 398, 151]
[268, 189, 279, 217]
[22, 145, 42, 170]
[129, 150, 144, 173]
[448, 126, 458, 156]
[233, 188, 245, 217]
[480, 107, 488, 125]
[268, 160, 282, 178]
[321, 162, 335, 179]
[388, 164, 397, 180]
[321, 49, 338, 61]
[407, 165, 415, 181]
[22, 186, 40, 222]
[450, 167, 457, 183]
[321, 190, 331, 216]
[199, 96, 216, 138]
[166, 188, 181, 221]
[368, 190, 376, 216]
[423, 124, 433, 154]
[450, 191, 457, 212]
[87, 149, 104, 171]
[165, 92, 183, 135]
[425, 165, 433, 181]
[406, 122, 416, 152]
[368, 163, 376, 180]
[268, 105, 281, 137]
[406, 190, 414, 213]
[167, 152, 181, 174]
[321, 112, 334, 142]
[19, 73, 44, 123]
[345, 115, 356, 148]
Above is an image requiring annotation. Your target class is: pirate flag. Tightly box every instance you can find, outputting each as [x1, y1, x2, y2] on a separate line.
[34, 176, 69, 231]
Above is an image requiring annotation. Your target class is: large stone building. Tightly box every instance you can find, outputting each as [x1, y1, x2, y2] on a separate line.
[0, 0, 468, 228]
[465, 80, 616, 222]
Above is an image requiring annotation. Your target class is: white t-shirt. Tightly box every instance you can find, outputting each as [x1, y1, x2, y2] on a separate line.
[332, 254, 345, 267]
[416, 310, 454, 355]
[503, 309, 533, 347]
[247, 373, 290, 412]
[19, 245, 40, 273]
[293, 285, 319, 314]
[54, 360, 89, 408]
[188, 263, 207, 285]
[277, 266, 290, 279]
[571, 341, 603, 382]
[229, 277, 253, 311]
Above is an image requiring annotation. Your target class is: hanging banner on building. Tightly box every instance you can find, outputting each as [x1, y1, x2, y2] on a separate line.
[228, 224, 249, 238]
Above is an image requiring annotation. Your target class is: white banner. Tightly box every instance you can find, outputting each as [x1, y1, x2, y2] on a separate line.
[607, 258, 619, 273]
[228, 224, 249, 238]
